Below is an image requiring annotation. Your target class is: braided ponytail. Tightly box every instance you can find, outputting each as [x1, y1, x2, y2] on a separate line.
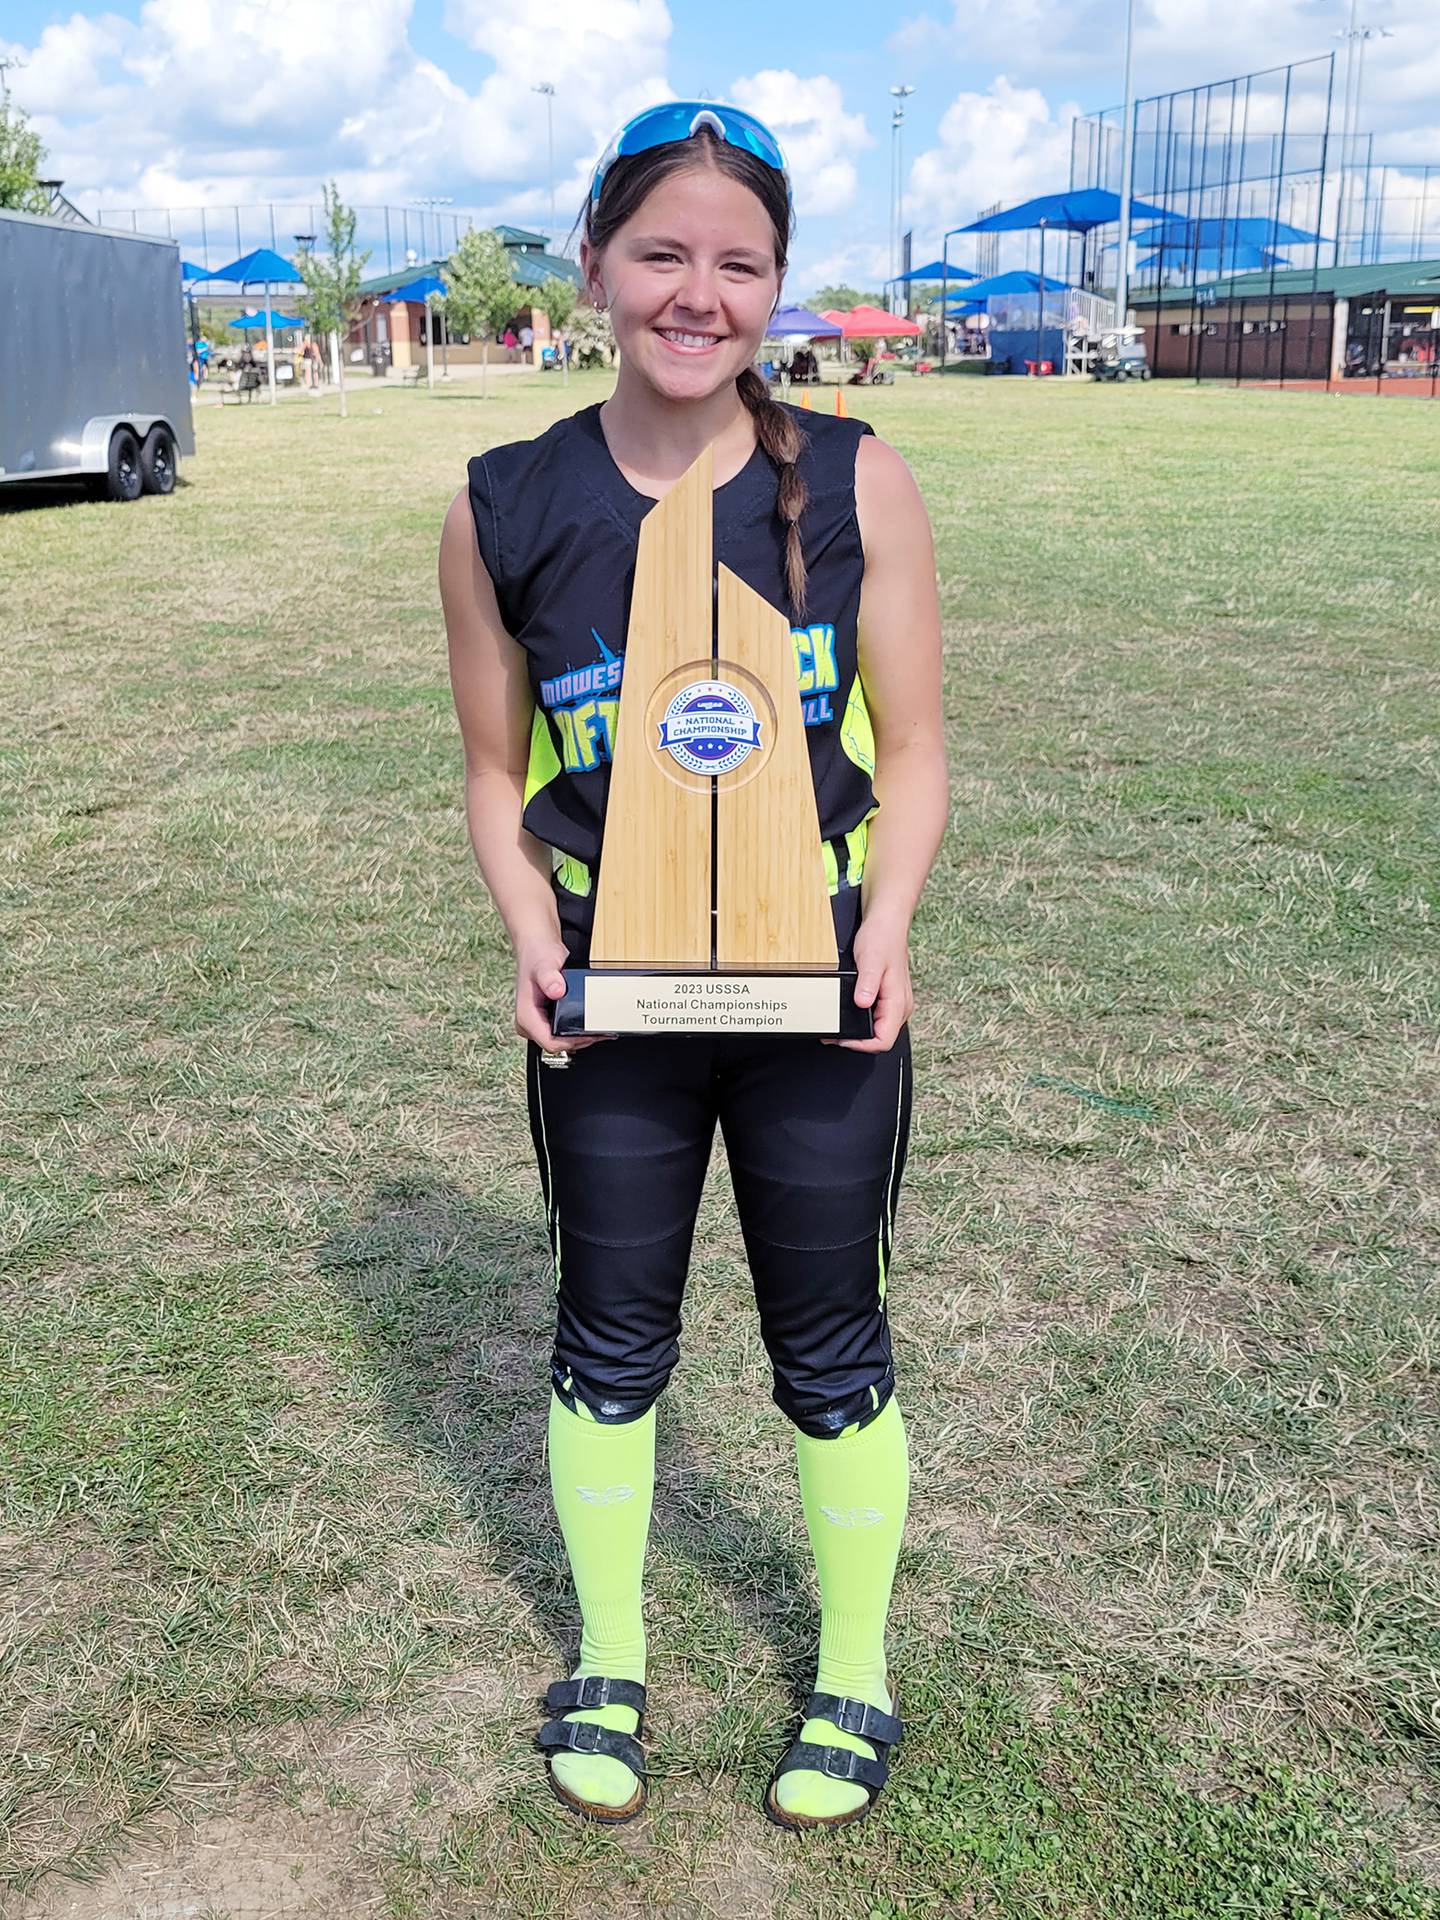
[736, 366, 811, 622]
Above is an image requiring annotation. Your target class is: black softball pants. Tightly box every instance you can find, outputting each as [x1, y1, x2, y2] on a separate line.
[525, 1028, 912, 1439]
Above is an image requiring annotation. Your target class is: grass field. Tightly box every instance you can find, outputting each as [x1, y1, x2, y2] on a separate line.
[2, 372, 1437, 1920]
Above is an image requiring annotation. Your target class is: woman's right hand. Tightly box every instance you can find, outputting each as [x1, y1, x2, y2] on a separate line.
[515, 935, 608, 1053]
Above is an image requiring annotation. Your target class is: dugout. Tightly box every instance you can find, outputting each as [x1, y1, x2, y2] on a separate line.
[1138, 259, 1440, 387]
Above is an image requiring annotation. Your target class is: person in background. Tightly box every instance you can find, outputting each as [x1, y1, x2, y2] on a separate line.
[503, 326, 518, 362]
[519, 321, 534, 364]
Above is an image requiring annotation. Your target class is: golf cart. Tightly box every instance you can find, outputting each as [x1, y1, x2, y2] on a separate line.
[1093, 325, 1152, 381]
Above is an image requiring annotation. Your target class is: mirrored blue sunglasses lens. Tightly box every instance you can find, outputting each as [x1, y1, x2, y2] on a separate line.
[595, 104, 786, 198]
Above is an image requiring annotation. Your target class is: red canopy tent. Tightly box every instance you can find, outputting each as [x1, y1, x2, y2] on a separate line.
[818, 305, 922, 337]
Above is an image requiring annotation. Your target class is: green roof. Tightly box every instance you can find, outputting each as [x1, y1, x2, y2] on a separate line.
[1143, 257, 1440, 307]
[358, 260, 447, 297]
[358, 242, 581, 300]
[508, 250, 582, 289]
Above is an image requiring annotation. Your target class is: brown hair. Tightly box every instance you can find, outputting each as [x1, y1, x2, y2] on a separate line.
[571, 126, 813, 619]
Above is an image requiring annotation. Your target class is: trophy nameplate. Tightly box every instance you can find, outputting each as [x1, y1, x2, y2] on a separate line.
[551, 444, 872, 1039]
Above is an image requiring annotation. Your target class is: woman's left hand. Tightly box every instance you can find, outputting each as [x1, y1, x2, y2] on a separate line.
[827, 909, 913, 1053]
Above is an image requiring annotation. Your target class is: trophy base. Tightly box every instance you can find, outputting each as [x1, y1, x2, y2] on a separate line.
[551, 970, 874, 1039]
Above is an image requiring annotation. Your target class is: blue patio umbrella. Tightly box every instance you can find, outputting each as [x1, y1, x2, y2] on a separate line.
[180, 260, 215, 281]
[230, 310, 307, 329]
[380, 274, 449, 303]
[1136, 244, 1289, 277]
[766, 304, 843, 336]
[958, 188, 1173, 235]
[1133, 215, 1321, 250]
[208, 247, 302, 405]
[209, 246, 302, 283]
[955, 189, 1173, 288]
[894, 258, 978, 282]
[381, 276, 451, 384]
[942, 269, 1074, 301]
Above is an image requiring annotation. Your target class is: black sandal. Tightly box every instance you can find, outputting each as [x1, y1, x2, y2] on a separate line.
[536, 1675, 648, 1823]
[762, 1678, 903, 1831]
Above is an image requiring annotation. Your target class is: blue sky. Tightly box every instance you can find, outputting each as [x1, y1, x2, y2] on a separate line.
[3, 0, 1432, 297]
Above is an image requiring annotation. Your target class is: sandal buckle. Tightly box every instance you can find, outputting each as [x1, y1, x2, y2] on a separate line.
[566, 1720, 605, 1753]
[574, 1675, 611, 1709]
[834, 1698, 868, 1736]
[820, 1747, 859, 1780]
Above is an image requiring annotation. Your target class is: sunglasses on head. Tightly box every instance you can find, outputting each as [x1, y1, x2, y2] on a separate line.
[590, 102, 791, 209]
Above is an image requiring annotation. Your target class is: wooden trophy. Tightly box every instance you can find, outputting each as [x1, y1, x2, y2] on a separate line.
[551, 444, 872, 1038]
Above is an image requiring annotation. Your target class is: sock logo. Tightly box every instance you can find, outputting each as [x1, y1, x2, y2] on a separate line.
[820, 1504, 884, 1527]
[576, 1483, 636, 1505]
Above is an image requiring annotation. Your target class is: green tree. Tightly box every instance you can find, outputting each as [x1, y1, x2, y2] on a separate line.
[810, 284, 884, 312]
[295, 181, 371, 418]
[442, 226, 517, 397]
[0, 93, 50, 213]
[532, 272, 577, 331]
[532, 272, 578, 381]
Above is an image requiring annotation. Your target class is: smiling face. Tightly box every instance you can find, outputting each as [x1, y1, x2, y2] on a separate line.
[582, 163, 784, 400]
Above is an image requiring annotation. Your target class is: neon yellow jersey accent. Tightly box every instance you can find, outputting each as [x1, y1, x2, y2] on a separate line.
[839, 675, 877, 778]
[524, 706, 563, 808]
[845, 810, 875, 888]
[553, 850, 592, 897]
[820, 838, 839, 893]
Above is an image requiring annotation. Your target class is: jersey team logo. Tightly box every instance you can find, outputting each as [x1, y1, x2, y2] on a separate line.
[656, 679, 763, 777]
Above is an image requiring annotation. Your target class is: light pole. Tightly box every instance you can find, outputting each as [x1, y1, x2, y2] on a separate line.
[1353, 27, 1394, 264]
[1113, 0, 1136, 330]
[890, 84, 914, 313]
[533, 82, 557, 243]
[1335, 1, 1360, 265]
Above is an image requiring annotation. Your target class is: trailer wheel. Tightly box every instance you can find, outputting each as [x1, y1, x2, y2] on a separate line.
[140, 425, 178, 494]
[103, 428, 143, 503]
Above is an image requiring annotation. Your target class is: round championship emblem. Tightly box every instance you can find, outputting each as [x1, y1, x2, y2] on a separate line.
[655, 679, 763, 777]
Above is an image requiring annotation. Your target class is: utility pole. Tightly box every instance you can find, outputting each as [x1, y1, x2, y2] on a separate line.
[890, 83, 914, 313]
[533, 82, 557, 243]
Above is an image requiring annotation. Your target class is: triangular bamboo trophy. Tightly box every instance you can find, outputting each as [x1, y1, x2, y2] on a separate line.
[551, 442, 872, 1037]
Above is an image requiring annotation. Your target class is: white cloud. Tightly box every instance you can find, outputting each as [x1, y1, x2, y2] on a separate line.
[1, 0, 675, 217]
[5, 11, 134, 114]
[888, 0, 1437, 130]
[907, 75, 1082, 234]
[727, 70, 873, 218]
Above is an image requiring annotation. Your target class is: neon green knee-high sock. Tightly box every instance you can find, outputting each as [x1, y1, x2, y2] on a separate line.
[773, 1394, 910, 1820]
[546, 1389, 655, 1808]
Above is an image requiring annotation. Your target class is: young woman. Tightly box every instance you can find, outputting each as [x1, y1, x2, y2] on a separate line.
[438, 102, 946, 1831]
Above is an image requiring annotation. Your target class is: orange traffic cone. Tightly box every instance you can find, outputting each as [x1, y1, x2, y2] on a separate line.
[798, 390, 811, 408]
[834, 387, 848, 418]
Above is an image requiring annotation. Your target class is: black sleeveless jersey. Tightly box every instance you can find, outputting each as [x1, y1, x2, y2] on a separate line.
[466, 400, 878, 966]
